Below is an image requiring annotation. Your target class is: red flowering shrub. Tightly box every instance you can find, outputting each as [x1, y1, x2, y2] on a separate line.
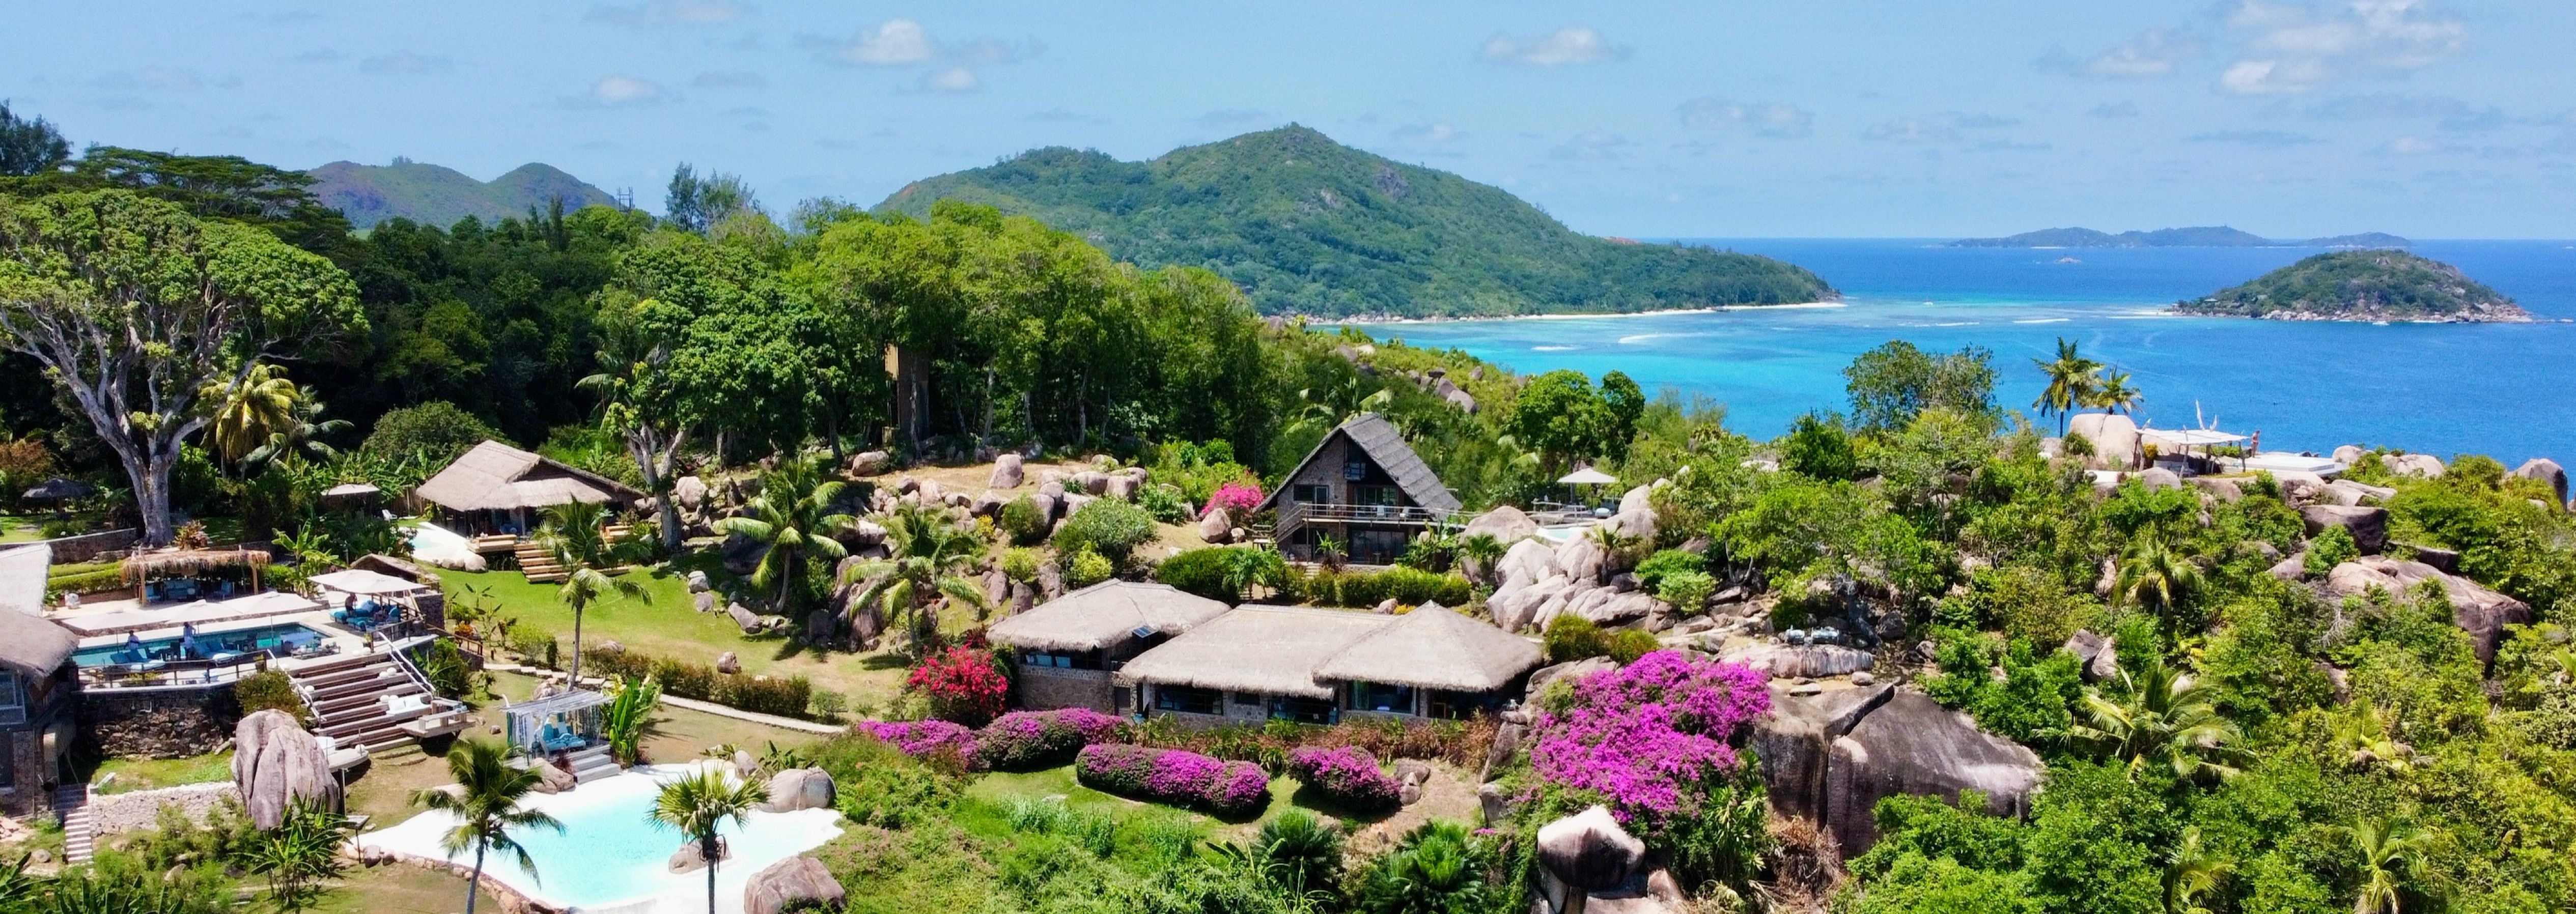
[1205, 482, 1264, 518]
[1529, 650, 1769, 826]
[1077, 744, 1269, 815]
[1286, 746, 1401, 812]
[907, 647, 1009, 726]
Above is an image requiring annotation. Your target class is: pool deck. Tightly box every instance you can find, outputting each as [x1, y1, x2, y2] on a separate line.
[52, 590, 329, 638]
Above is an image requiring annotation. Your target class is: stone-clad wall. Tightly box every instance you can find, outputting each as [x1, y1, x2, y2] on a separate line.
[1014, 665, 1116, 713]
[80, 685, 239, 760]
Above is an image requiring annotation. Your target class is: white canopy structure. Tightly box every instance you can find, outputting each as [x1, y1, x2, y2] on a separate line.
[307, 569, 432, 596]
[2140, 428, 2249, 448]
[1556, 467, 1618, 485]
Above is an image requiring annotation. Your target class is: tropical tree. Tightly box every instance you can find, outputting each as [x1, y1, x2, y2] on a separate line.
[2330, 699, 2417, 775]
[0, 190, 365, 545]
[2348, 818, 2430, 914]
[1455, 533, 1507, 588]
[2031, 337, 2102, 436]
[537, 499, 649, 684]
[2067, 660, 2246, 782]
[1358, 820, 1492, 914]
[1218, 545, 1291, 603]
[838, 502, 991, 652]
[581, 301, 694, 557]
[239, 799, 351, 914]
[2163, 825, 2230, 914]
[412, 740, 563, 914]
[2114, 532, 2202, 620]
[200, 362, 301, 466]
[2090, 370, 2144, 415]
[600, 674, 664, 765]
[713, 458, 853, 613]
[1222, 809, 1343, 904]
[651, 765, 773, 914]
[247, 396, 352, 470]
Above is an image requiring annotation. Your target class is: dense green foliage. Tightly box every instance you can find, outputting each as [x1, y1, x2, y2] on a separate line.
[876, 126, 1833, 318]
[2179, 250, 2528, 321]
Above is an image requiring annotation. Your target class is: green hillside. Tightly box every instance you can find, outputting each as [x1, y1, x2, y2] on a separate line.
[875, 125, 1834, 318]
[2178, 249, 2530, 322]
[307, 158, 617, 229]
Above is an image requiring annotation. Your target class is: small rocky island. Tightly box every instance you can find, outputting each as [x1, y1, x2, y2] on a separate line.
[2176, 249, 2531, 322]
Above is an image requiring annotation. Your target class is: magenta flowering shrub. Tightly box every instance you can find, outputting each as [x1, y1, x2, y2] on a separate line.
[1205, 482, 1264, 518]
[1529, 650, 1770, 824]
[859, 720, 977, 761]
[1287, 746, 1401, 812]
[973, 708, 1124, 770]
[1077, 744, 1269, 815]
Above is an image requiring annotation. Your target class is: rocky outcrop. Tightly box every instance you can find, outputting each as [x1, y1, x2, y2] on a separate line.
[2334, 444, 2367, 465]
[2321, 479, 2396, 507]
[2062, 630, 2119, 682]
[2513, 458, 2567, 505]
[1751, 683, 1891, 825]
[762, 768, 835, 812]
[530, 759, 576, 794]
[848, 451, 892, 476]
[231, 710, 341, 830]
[1536, 806, 1645, 893]
[744, 856, 846, 914]
[2301, 504, 2389, 554]
[1461, 505, 1538, 544]
[1196, 507, 1234, 544]
[2325, 556, 2532, 663]
[2066, 413, 2141, 471]
[1756, 690, 2043, 855]
[1720, 644, 1875, 679]
[1527, 658, 1617, 697]
[2382, 453, 2445, 478]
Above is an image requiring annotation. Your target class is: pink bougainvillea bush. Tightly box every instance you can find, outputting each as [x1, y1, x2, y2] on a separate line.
[973, 708, 1124, 770]
[858, 719, 977, 763]
[1205, 482, 1265, 519]
[1529, 649, 1770, 825]
[1077, 744, 1270, 816]
[907, 646, 1010, 726]
[1286, 746, 1402, 812]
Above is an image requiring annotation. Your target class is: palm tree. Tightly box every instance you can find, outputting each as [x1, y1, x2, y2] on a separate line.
[200, 363, 302, 466]
[1218, 545, 1291, 602]
[2067, 660, 2247, 782]
[651, 765, 773, 914]
[1249, 809, 1344, 900]
[2032, 337, 2102, 436]
[2090, 370, 2144, 415]
[2163, 825, 2231, 914]
[244, 396, 352, 470]
[2115, 532, 2202, 620]
[2349, 818, 2429, 914]
[838, 503, 991, 652]
[1455, 533, 1507, 588]
[1360, 820, 1491, 914]
[712, 458, 855, 614]
[413, 741, 564, 914]
[538, 500, 650, 684]
[2330, 699, 2416, 775]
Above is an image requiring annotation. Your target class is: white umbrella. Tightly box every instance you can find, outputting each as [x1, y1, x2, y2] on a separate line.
[1556, 467, 1617, 485]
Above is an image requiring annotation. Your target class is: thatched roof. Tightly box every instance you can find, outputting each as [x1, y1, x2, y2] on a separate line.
[987, 581, 1230, 653]
[1315, 604, 1543, 692]
[1120, 606, 1393, 699]
[121, 548, 270, 582]
[413, 440, 643, 513]
[0, 545, 49, 617]
[1258, 413, 1459, 512]
[20, 477, 92, 503]
[0, 603, 77, 676]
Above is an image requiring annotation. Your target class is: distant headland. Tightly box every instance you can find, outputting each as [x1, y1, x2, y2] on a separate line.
[1950, 226, 2410, 249]
[2175, 249, 2530, 323]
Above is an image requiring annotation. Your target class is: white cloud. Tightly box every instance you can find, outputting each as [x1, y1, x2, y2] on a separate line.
[1549, 130, 1631, 159]
[586, 75, 665, 105]
[811, 18, 937, 66]
[2090, 102, 2142, 118]
[585, 0, 749, 27]
[1391, 122, 1462, 144]
[693, 70, 766, 89]
[2219, 0, 2466, 95]
[360, 52, 452, 74]
[918, 67, 978, 93]
[1479, 26, 1626, 67]
[2383, 135, 2441, 154]
[1676, 98, 1813, 138]
[2046, 27, 2203, 78]
[1862, 118, 1961, 143]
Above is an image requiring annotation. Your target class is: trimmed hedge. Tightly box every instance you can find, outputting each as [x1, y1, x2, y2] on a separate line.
[1285, 746, 1400, 812]
[585, 648, 813, 718]
[1076, 744, 1269, 816]
[1153, 547, 1235, 601]
[1299, 566, 1472, 608]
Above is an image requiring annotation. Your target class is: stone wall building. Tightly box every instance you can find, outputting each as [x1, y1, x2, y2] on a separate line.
[1262, 413, 1461, 565]
[0, 604, 82, 816]
[1118, 604, 1540, 727]
[985, 581, 1230, 715]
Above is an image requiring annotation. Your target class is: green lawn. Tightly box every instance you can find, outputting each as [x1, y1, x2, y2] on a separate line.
[92, 751, 233, 795]
[435, 561, 910, 711]
[965, 762, 1373, 841]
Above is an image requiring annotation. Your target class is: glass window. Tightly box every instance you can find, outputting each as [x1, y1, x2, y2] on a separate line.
[1231, 691, 1264, 706]
[1342, 460, 1367, 481]
[0, 672, 21, 727]
[1154, 685, 1223, 715]
[1269, 695, 1337, 725]
[1292, 483, 1330, 503]
[1346, 681, 1415, 715]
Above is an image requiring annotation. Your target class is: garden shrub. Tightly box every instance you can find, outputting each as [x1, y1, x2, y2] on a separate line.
[1528, 650, 1770, 825]
[975, 708, 1124, 770]
[908, 646, 1010, 725]
[826, 732, 962, 827]
[1152, 547, 1235, 601]
[1657, 569, 1716, 616]
[1285, 746, 1401, 813]
[504, 625, 558, 668]
[1064, 549, 1114, 589]
[360, 401, 503, 462]
[717, 674, 812, 718]
[44, 566, 125, 596]
[1000, 547, 1042, 584]
[233, 670, 304, 722]
[1075, 744, 1270, 816]
[1919, 633, 2081, 743]
[2305, 524, 2359, 576]
[1052, 499, 1158, 564]
[858, 720, 978, 764]
[1137, 482, 1191, 524]
[1543, 615, 1661, 665]
[1000, 497, 1048, 546]
[649, 656, 718, 701]
[1301, 566, 1473, 609]
[1204, 481, 1264, 520]
[1633, 549, 1705, 591]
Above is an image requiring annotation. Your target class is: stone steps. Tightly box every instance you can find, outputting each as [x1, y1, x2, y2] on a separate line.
[51, 784, 93, 864]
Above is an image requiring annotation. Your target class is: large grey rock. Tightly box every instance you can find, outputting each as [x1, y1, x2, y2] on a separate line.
[728, 602, 764, 633]
[1554, 534, 1608, 584]
[1196, 507, 1234, 544]
[1461, 505, 1538, 545]
[1720, 643, 1875, 678]
[1600, 508, 1656, 547]
[762, 768, 835, 812]
[988, 453, 1025, 489]
[2383, 453, 2445, 478]
[2322, 479, 2396, 507]
[668, 838, 729, 873]
[1028, 491, 1062, 526]
[1578, 590, 1659, 627]
[231, 710, 340, 830]
[1487, 573, 1573, 633]
[1536, 806, 1645, 892]
[1824, 692, 2045, 854]
[1072, 471, 1110, 495]
[2301, 504, 2389, 554]
[2512, 458, 2568, 505]
[674, 475, 709, 509]
[1751, 683, 1892, 827]
[742, 856, 845, 914]
[716, 651, 741, 674]
[2066, 413, 2141, 471]
[1617, 484, 1655, 516]
[2333, 444, 2367, 465]
[2192, 477, 2243, 502]
[1498, 537, 1558, 588]
[1103, 474, 1139, 501]
[848, 450, 891, 476]
[2135, 467, 2183, 491]
[2062, 630, 2119, 682]
[695, 591, 718, 613]
[2326, 556, 2532, 664]
[1527, 657, 1617, 697]
[531, 759, 576, 794]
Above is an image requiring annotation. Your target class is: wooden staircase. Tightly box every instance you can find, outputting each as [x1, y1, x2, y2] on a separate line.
[515, 540, 565, 584]
[289, 649, 444, 752]
[51, 784, 93, 864]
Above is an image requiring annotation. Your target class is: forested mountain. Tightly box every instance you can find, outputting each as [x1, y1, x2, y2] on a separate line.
[876, 126, 1834, 318]
[1952, 225, 2412, 248]
[2178, 249, 2529, 322]
[307, 159, 615, 229]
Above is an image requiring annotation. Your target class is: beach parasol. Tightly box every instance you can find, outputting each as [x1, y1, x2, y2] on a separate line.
[20, 477, 93, 504]
[1555, 467, 1618, 485]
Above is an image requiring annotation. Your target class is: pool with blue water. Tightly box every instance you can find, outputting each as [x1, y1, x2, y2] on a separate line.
[71, 622, 325, 667]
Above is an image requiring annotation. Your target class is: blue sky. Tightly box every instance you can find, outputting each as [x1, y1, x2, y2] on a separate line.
[13, 1, 2576, 238]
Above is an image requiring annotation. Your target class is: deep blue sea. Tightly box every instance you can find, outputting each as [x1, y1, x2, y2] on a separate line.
[1343, 239, 2576, 465]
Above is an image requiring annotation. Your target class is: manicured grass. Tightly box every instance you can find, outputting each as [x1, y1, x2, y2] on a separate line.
[93, 751, 233, 795]
[965, 762, 1346, 842]
[436, 563, 910, 711]
[312, 861, 474, 914]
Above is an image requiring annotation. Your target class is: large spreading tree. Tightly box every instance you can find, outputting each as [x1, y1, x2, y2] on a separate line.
[0, 190, 362, 545]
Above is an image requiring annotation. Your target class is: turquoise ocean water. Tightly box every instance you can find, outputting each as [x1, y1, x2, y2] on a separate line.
[1345, 239, 2576, 464]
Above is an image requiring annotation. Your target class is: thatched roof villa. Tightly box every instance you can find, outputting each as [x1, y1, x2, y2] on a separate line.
[0, 582, 81, 816]
[986, 581, 1231, 713]
[1118, 603, 1540, 725]
[414, 440, 642, 536]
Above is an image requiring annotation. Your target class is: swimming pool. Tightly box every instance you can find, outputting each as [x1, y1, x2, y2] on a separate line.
[71, 622, 326, 667]
[358, 763, 843, 914]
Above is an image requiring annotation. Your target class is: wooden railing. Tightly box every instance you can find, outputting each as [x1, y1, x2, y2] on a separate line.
[79, 653, 282, 691]
[1274, 502, 1470, 532]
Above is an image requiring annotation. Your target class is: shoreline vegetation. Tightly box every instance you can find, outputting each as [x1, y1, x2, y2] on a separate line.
[2175, 249, 2532, 323]
[1321, 300, 1846, 325]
